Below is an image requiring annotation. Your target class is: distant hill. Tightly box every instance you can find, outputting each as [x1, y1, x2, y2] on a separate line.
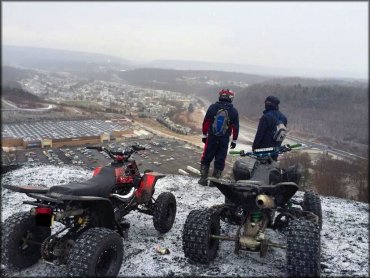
[118, 68, 270, 93]
[147, 59, 279, 77]
[2, 45, 133, 72]
[260, 77, 368, 87]
[3, 45, 366, 79]
[147, 59, 366, 79]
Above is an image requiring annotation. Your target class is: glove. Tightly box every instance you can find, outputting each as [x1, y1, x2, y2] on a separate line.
[230, 140, 237, 149]
[202, 134, 207, 144]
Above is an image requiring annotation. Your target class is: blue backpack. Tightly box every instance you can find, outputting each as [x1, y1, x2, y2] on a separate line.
[212, 108, 230, 136]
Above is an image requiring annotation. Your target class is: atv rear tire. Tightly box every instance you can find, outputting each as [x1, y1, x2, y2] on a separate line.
[182, 209, 220, 264]
[286, 218, 320, 277]
[2, 211, 51, 270]
[153, 192, 176, 233]
[303, 190, 322, 229]
[67, 227, 123, 277]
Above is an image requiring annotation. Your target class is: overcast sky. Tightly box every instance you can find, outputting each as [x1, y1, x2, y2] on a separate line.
[2, 1, 368, 78]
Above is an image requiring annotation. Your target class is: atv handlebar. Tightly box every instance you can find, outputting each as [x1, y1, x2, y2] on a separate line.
[86, 144, 146, 161]
[230, 143, 302, 159]
[287, 143, 301, 149]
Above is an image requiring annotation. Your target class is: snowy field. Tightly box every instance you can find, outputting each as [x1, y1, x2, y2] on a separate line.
[1, 164, 369, 277]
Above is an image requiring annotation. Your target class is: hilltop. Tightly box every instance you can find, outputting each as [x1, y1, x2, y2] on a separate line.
[1, 164, 368, 277]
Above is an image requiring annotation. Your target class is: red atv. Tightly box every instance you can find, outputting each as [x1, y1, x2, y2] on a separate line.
[2, 144, 176, 277]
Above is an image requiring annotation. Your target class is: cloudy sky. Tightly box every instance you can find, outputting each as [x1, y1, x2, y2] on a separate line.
[2, 1, 368, 78]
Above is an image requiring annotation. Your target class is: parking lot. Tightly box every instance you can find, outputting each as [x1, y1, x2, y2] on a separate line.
[3, 136, 229, 175]
[2, 134, 237, 179]
[2, 119, 129, 141]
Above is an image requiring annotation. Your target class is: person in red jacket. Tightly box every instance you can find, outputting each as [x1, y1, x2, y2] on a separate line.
[198, 89, 239, 186]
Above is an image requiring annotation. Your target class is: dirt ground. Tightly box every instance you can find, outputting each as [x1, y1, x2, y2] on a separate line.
[171, 108, 204, 133]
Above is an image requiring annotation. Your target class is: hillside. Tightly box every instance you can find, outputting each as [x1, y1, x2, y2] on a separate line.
[1, 66, 35, 87]
[2, 86, 44, 107]
[1, 164, 369, 277]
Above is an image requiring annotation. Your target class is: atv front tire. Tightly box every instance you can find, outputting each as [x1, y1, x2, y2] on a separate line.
[286, 218, 320, 277]
[67, 227, 123, 277]
[153, 192, 177, 233]
[2, 211, 51, 270]
[303, 190, 322, 229]
[182, 209, 220, 264]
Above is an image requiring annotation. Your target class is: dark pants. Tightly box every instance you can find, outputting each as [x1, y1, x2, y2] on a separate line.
[201, 135, 229, 171]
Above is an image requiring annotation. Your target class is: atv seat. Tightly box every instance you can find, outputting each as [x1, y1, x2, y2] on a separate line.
[47, 166, 117, 198]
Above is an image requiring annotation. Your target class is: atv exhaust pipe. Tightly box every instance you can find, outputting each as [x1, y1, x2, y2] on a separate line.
[256, 194, 275, 209]
[111, 187, 135, 201]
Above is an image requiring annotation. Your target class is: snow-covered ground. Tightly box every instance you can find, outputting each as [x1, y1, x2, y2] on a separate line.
[1, 165, 369, 277]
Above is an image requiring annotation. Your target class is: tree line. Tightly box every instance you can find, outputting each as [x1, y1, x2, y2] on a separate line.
[2, 86, 42, 104]
[280, 152, 368, 203]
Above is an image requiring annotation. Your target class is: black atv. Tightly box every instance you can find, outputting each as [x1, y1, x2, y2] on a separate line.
[2, 144, 176, 277]
[182, 144, 322, 277]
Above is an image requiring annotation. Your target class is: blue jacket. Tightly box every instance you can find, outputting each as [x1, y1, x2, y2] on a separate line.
[252, 106, 287, 150]
[202, 101, 239, 140]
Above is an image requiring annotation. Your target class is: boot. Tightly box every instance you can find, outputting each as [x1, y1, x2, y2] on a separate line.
[198, 164, 209, 186]
[212, 169, 223, 179]
[209, 169, 222, 187]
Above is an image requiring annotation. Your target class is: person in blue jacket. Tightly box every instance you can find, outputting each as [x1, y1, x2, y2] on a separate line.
[198, 89, 239, 186]
[252, 96, 287, 160]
